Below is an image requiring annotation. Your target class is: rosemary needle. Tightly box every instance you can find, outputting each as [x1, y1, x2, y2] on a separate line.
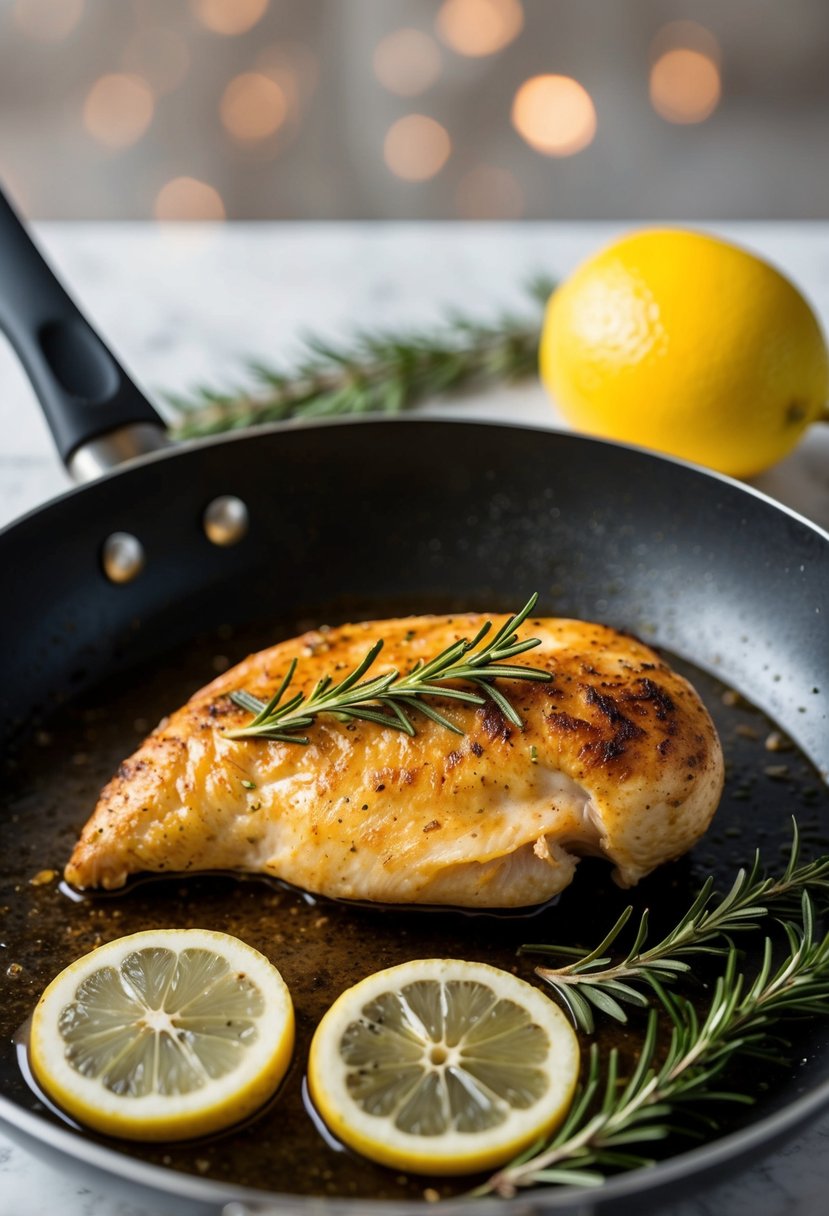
[480, 891, 829, 1195]
[167, 279, 553, 439]
[224, 594, 551, 744]
[521, 819, 829, 1033]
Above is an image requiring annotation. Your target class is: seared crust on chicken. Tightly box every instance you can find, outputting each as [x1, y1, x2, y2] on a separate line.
[65, 615, 724, 907]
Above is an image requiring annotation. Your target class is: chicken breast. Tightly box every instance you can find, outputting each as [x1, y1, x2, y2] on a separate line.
[65, 614, 724, 907]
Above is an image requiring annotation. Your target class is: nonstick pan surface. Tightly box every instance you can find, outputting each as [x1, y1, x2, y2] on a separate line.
[1, 417, 828, 1216]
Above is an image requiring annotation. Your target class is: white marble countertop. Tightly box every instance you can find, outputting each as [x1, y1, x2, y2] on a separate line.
[1, 222, 829, 1216]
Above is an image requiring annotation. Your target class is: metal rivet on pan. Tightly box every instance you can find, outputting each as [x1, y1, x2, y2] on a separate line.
[204, 495, 249, 546]
[101, 531, 145, 584]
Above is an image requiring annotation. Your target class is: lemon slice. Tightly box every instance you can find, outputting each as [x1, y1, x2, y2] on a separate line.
[308, 958, 579, 1175]
[30, 928, 294, 1141]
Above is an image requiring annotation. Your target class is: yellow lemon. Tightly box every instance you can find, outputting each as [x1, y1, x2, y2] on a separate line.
[540, 228, 829, 477]
[30, 929, 294, 1141]
[307, 958, 579, 1176]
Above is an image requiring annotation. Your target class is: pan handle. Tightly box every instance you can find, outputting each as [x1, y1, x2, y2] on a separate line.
[0, 185, 169, 480]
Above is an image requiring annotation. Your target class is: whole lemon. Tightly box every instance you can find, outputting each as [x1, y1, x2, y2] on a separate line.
[540, 228, 829, 477]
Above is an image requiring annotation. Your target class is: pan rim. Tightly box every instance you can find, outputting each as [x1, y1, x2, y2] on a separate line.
[2, 414, 828, 1208]
[2, 414, 828, 548]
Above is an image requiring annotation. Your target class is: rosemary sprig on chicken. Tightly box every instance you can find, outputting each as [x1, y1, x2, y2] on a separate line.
[225, 595, 551, 744]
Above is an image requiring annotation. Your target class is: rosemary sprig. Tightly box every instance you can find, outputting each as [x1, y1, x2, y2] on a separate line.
[522, 820, 829, 1031]
[224, 594, 551, 744]
[166, 279, 553, 439]
[481, 893, 829, 1195]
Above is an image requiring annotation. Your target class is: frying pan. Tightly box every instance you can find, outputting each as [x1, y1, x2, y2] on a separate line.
[0, 186, 828, 1216]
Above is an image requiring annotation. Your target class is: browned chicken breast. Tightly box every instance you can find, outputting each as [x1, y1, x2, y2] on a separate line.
[65, 614, 724, 907]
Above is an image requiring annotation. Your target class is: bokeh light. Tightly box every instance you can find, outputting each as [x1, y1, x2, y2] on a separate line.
[256, 41, 320, 106]
[650, 49, 721, 124]
[455, 165, 524, 218]
[436, 0, 523, 58]
[384, 115, 451, 181]
[83, 74, 154, 150]
[122, 28, 190, 95]
[220, 73, 287, 142]
[190, 0, 268, 36]
[511, 74, 596, 156]
[154, 177, 226, 221]
[650, 20, 721, 66]
[13, 0, 84, 41]
[373, 29, 442, 97]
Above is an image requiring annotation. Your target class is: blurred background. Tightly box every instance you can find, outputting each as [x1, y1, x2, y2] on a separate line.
[1, 0, 828, 220]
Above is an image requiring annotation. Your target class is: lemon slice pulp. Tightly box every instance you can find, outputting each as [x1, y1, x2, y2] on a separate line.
[308, 958, 579, 1175]
[30, 928, 294, 1141]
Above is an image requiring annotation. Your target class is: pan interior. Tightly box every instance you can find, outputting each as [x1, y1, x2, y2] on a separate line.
[1, 601, 828, 1205]
[1, 420, 828, 1207]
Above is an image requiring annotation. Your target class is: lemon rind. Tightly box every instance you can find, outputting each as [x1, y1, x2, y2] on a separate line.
[30, 928, 295, 1142]
[308, 957, 579, 1176]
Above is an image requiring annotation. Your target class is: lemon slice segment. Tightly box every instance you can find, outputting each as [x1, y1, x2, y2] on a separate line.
[308, 958, 579, 1175]
[30, 929, 294, 1141]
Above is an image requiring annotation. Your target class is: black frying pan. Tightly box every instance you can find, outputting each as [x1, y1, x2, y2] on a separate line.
[0, 188, 827, 1216]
